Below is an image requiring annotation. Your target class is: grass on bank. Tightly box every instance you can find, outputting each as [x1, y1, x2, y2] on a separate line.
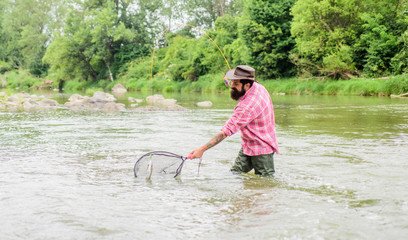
[121, 74, 408, 96]
[260, 75, 408, 96]
[1, 69, 408, 96]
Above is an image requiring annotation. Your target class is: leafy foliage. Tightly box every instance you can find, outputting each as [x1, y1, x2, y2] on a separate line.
[239, 0, 296, 79]
[291, 0, 408, 78]
[43, 0, 152, 84]
[291, 0, 361, 77]
[1, 0, 408, 92]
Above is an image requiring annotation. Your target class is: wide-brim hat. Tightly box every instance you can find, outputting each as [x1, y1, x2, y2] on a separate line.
[224, 65, 255, 80]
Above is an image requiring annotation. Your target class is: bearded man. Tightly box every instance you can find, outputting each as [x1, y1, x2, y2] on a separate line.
[187, 65, 279, 176]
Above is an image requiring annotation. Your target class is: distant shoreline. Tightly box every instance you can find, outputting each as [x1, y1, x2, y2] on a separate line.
[1, 74, 407, 98]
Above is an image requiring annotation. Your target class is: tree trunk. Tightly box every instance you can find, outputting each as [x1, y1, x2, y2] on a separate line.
[106, 62, 114, 82]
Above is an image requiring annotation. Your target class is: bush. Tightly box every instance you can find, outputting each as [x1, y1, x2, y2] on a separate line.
[4, 70, 43, 89]
[309, 81, 325, 94]
[324, 81, 342, 95]
[0, 61, 11, 74]
[382, 76, 408, 95]
[64, 78, 90, 91]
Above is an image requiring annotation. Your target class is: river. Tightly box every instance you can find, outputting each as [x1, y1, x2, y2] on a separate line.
[1, 92, 407, 239]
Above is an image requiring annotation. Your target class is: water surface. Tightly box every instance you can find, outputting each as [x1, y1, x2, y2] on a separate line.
[1, 93, 407, 239]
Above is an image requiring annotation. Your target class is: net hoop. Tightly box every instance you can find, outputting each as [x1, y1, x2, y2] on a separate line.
[134, 151, 198, 179]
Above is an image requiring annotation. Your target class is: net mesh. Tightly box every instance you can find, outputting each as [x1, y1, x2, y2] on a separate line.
[134, 151, 187, 179]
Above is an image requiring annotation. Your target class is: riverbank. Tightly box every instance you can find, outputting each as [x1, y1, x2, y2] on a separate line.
[121, 74, 408, 97]
[262, 75, 408, 97]
[1, 70, 408, 97]
[69, 74, 408, 97]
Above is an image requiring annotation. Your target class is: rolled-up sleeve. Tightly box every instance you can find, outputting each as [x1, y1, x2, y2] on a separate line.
[221, 105, 254, 136]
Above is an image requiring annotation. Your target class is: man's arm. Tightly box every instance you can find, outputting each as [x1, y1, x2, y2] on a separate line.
[187, 131, 227, 159]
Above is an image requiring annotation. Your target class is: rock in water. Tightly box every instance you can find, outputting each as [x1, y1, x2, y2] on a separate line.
[196, 101, 213, 108]
[112, 84, 127, 94]
[390, 93, 408, 98]
[64, 91, 124, 112]
[134, 94, 187, 111]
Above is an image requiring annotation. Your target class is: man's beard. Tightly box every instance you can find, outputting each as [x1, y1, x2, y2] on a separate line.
[230, 87, 246, 101]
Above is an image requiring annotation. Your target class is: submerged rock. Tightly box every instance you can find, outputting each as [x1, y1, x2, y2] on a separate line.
[128, 97, 143, 103]
[39, 99, 59, 106]
[1, 91, 189, 112]
[196, 101, 213, 108]
[391, 93, 408, 98]
[0, 92, 61, 111]
[133, 94, 187, 111]
[112, 84, 127, 94]
[64, 91, 124, 112]
[135, 104, 187, 111]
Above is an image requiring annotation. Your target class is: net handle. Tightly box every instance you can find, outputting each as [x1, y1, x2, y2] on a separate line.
[174, 157, 202, 178]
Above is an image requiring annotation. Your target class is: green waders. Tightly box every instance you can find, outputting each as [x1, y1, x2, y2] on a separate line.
[231, 148, 275, 176]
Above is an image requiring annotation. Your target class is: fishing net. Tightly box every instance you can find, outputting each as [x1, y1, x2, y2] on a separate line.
[134, 151, 201, 179]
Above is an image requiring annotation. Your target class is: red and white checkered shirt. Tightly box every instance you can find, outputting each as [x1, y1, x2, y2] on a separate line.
[221, 82, 279, 156]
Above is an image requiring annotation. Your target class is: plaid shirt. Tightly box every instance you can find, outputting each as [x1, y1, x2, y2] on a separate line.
[221, 82, 279, 156]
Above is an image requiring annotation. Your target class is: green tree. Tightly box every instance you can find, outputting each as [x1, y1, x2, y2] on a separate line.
[291, 0, 361, 78]
[354, 14, 398, 76]
[291, 0, 408, 78]
[1, 0, 67, 76]
[154, 34, 216, 81]
[353, 0, 407, 76]
[0, 1, 6, 60]
[240, 0, 296, 79]
[177, 0, 244, 29]
[43, 0, 160, 83]
[391, 30, 408, 74]
[214, 14, 251, 67]
[89, 1, 134, 80]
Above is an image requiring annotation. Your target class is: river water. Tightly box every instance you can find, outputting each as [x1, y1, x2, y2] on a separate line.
[1, 92, 407, 239]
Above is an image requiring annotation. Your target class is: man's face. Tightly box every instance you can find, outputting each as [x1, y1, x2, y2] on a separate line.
[230, 80, 246, 101]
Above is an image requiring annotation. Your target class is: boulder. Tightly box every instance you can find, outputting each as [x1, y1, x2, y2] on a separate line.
[102, 102, 126, 112]
[6, 96, 19, 103]
[38, 99, 59, 107]
[68, 94, 88, 102]
[391, 93, 408, 98]
[135, 94, 187, 111]
[92, 91, 116, 102]
[135, 104, 188, 111]
[112, 84, 127, 94]
[196, 101, 213, 108]
[0, 92, 60, 111]
[23, 99, 40, 111]
[146, 95, 178, 106]
[14, 92, 31, 100]
[146, 94, 165, 105]
[64, 91, 125, 112]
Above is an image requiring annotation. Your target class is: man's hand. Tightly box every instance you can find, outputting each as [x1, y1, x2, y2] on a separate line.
[187, 147, 205, 159]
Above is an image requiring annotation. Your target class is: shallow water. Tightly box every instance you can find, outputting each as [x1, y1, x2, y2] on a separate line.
[1, 92, 407, 239]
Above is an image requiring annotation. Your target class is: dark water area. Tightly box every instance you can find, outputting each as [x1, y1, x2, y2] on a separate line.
[1, 91, 407, 239]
